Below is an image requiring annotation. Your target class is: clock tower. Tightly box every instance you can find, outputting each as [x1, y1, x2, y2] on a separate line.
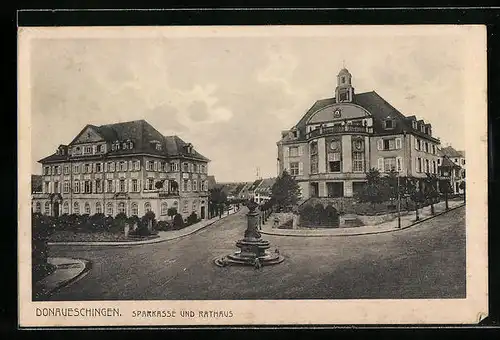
[335, 67, 354, 103]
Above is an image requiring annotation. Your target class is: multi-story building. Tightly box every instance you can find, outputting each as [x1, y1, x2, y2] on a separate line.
[277, 67, 442, 200]
[438, 145, 465, 194]
[32, 119, 211, 220]
[247, 178, 276, 204]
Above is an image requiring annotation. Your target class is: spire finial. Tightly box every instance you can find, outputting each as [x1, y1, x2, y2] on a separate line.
[342, 59, 346, 68]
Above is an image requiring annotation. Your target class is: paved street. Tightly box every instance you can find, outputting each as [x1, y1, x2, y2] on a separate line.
[46, 206, 466, 300]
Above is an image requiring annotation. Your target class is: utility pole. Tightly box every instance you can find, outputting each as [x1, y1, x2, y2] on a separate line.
[397, 171, 401, 228]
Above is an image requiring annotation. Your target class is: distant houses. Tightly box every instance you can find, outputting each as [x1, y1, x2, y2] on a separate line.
[437, 145, 466, 195]
[215, 177, 276, 204]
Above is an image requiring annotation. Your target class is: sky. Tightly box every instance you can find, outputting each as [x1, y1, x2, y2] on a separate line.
[28, 26, 471, 182]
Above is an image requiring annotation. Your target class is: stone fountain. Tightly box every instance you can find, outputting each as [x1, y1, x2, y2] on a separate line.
[214, 200, 284, 268]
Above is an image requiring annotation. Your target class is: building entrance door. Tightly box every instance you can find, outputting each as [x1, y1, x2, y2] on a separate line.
[201, 206, 206, 219]
[53, 201, 60, 217]
[310, 182, 319, 197]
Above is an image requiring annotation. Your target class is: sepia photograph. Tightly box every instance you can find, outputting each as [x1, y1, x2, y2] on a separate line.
[18, 24, 488, 326]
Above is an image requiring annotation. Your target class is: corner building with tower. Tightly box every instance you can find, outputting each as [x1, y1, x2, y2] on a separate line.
[32, 119, 211, 220]
[277, 67, 442, 199]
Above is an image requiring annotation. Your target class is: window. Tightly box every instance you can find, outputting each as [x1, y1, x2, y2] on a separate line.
[194, 164, 198, 173]
[134, 161, 140, 171]
[384, 157, 396, 172]
[310, 142, 318, 155]
[412, 121, 417, 129]
[339, 91, 348, 102]
[187, 180, 192, 192]
[193, 179, 198, 191]
[107, 179, 113, 193]
[35, 202, 41, 213]
[310, 155, 318, 174]
[44, 166, 50, 175]
[438, 159, 441, 165]
[63, 181, 70, 193]
[74, 181, 80, 193]
[352, 152, 364, 172]
[396, 157, 402, 172]
[192, 201, 197, 212]
[97, 144, 104, 153]
[84, 202, 91, 215]
[183, 179, 189, 192]
[54, 181, 59, 193]
[161, 202, 168, 215]
[183, 201, 189, 213]
[85, 146, 92, 154]
[44, 202, 50, 215]
[328, 152, 341, 172]
[95, 202, 102, 214]
[73, 164, 80, 174]
[96, 163, 102, 172]
[84, 164, 91, 173]
[56, 166, 61, 175]
[341, 76, 346, 84]
[425, 159, 430, 173]
[118, 202, 126, 214]
[109, 162, 115, 172]
[73, 202, 80, 214]
[416, 139, 421, 151]
[119, 180, 125, 192]
[432, 160, 437, 174]
[170, 162, 178, 172]
[424, 142, 429, 153]
[120, 161, 127, 172]
[106, 203, 113, 216]
[183, 162, 189, 172]
[289, 162, 300, 176]
[289, 147, 299, 157]
[462, 159, 465, 165]
[64, 165, 69, 174]
[84, 181, 92, 193]
[383, 139, 396, 150]
[96, 179, 102, 193]
[144, 202, 151, 213]
[132, 179, 138, 192]
[44, 182, 50, 193]
[384, 119, 394, 129]
[63, 202, 69, 214]
[122, 142, 128, 150]
[131, 203, 138, 216]
[146, 178, 154, 191]
[155, 143, 162, 151]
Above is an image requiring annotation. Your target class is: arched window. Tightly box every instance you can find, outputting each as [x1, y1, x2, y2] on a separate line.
[118, 202, 126, 215]
[131, 202, 138, 216]
[44, 202, 50, 215]
[35, 202, 41, 213]
[106, 203, 113, 216]
[63, 201, 69, 214]
[95, 202, 102, 214]
[144, 202, 151, 213]
[161, 202, 168, 215]
[84, 202, 91, 215]
[73, 202, 80, 214]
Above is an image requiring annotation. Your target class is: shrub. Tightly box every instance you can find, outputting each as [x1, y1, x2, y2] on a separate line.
[156, 220, 173, 231]
[173, 213, 184, 230]
[32, 213, 55, 284]
[167, 207, 177, 219]
[278, 219, 293, 229]
[187, 212, 198, 225]
[126, 215, 140, 230]
[89, 213, 106, 230]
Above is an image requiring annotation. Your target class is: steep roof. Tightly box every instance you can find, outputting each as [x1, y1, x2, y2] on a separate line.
[255, 177, 276, 194]
[284, 91, 439, 143]
[248, 179, 263, 192]
[206, 175, 217, 190]
[39, 119, 209, 163]
[439, 146, 463, 158]
[440, 156, 462, 169]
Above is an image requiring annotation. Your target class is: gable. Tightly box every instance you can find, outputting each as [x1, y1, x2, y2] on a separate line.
[70, 126, 105, 145]
[307, 103, 370, 124]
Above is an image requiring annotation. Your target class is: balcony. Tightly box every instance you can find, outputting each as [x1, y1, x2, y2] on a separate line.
[158, 190, 180, 198]
[306, 125, 372, 139]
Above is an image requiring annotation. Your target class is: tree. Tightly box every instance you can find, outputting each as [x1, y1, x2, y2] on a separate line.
[423, 174, 440, 215]
[167, 207, 177, 220]
[357, 168, 390, 206]
[439, 178, 453, 210]
[209, 186, 227, 218]
[409, 178, 424, 221]
[271, 170, 301, 211]
[155, 180, 164, 190]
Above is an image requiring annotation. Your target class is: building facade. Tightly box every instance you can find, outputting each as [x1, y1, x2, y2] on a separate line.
[438, 146, 466, 195]
[277, 67, 442, 200]
[32, 120, 211, 220]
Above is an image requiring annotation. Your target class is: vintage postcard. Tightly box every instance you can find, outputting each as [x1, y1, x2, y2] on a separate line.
[18, 25, 488, 327]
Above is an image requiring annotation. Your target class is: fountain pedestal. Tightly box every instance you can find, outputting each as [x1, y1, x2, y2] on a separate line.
[215, 201, 284, 268]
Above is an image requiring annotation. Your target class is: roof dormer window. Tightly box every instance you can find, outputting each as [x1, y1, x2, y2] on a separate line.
[384, 119, 394, 129]
[412, 121, 417, 130]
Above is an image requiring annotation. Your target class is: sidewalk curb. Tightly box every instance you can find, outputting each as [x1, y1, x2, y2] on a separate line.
[34, 257, 90, 299]
[47, 210, 240, 247]
[260, 203, 465, 238]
